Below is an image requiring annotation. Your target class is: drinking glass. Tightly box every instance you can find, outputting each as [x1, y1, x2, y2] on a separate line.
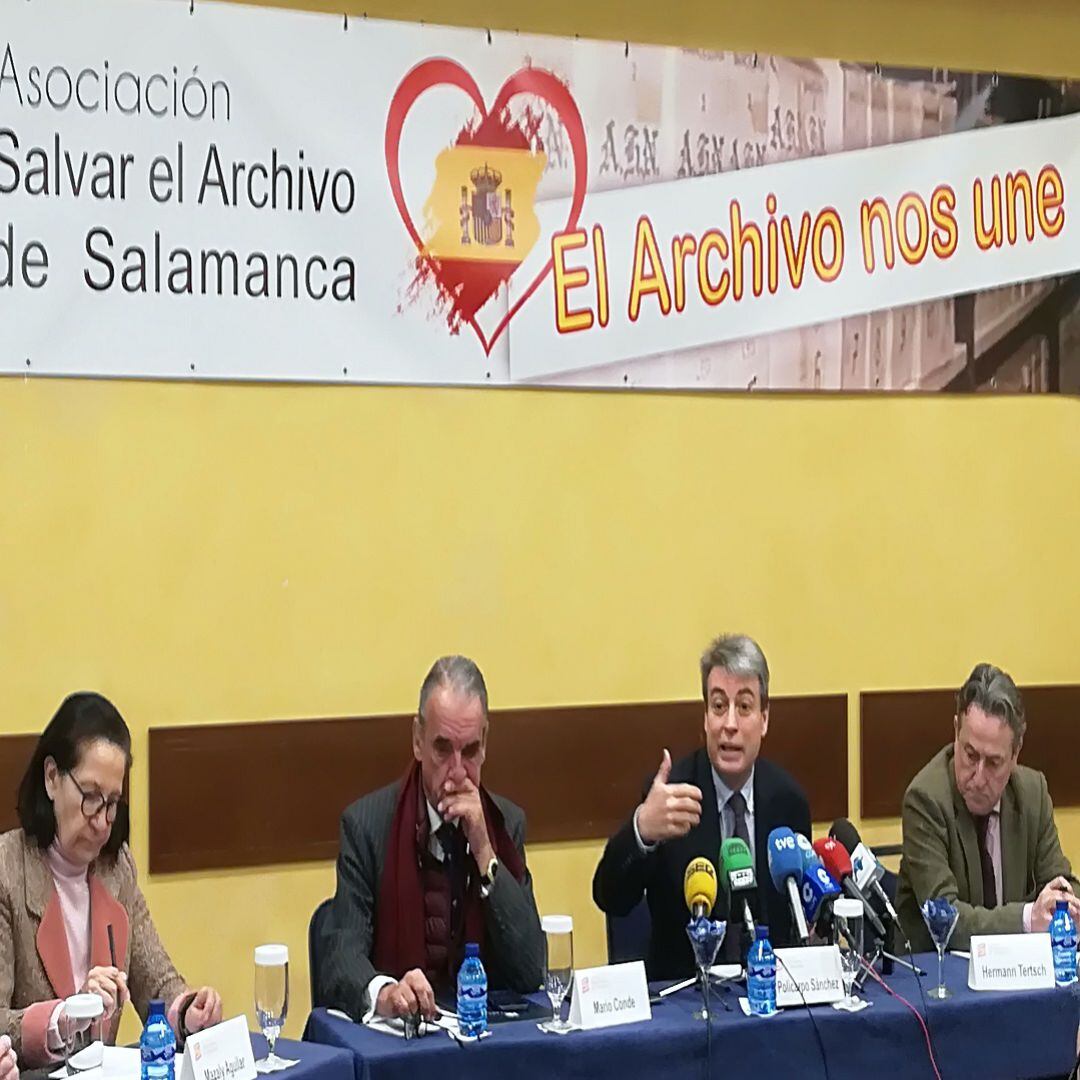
[254, 944, 289, 1064]
[920, 897, 959, 1000]
[686, 916, 726, 1021]
[833, 898, 865, 1008]
[541, 915, 574, 1032]
[58, 994, 104, 1075]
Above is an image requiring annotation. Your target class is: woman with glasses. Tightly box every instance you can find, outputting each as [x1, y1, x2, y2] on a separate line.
[0, 692, 223, 1067]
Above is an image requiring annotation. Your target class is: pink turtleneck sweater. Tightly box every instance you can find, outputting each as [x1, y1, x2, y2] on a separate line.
[45, 842, 92, 992]
[41, 842, 188, 1056]
[43, 842, 94, 1055]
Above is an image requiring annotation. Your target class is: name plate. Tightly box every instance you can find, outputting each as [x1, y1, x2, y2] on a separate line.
[968, 934, 1055, 991]
[179, 1016, 257, 1080]
[774, 946, 844, 1007]
[567, 961, 652, 1031]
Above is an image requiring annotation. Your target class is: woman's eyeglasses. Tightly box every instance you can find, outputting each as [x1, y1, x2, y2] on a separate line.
[64, 772, 122, 823]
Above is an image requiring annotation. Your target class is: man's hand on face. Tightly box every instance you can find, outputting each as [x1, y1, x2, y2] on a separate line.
[439, 776, 495, 868]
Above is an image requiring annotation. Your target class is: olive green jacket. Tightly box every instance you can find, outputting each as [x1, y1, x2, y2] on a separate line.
[896, 744, 1077, 951]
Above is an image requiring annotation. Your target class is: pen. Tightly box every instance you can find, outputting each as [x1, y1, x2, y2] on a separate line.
[107, 923, 117, 968]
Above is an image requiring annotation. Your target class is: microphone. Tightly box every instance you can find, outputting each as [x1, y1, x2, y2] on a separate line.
[828, 818, 904, 935]
[683, 856, 718, 919]
[767, 827, 810, 944]
[795, 831, 816, 862]
[797, 847, 842, 929]
[719, 837, 757, 936]
[813, 838, 887, 941]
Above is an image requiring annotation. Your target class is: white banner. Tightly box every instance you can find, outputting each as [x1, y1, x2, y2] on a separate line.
[2, 0, 1078, 390]
[511, 117, 1079, 378]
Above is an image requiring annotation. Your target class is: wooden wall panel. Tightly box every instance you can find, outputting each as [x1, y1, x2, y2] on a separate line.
[859, 689, 953, 819]
[861, 684, 1080, 818]
[0, 735, 42, 833]
[148, 714, 408, 873]
[149, 694, 847, 873]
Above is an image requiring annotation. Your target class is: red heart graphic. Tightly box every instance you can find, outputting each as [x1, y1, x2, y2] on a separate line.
[385, 59, 588, 356]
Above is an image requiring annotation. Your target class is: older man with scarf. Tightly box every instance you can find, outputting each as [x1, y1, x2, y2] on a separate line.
[318, 656, 544, 1021]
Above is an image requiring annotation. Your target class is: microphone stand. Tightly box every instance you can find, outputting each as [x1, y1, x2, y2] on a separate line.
[854, 922, 926, 991]
[855, 919, 892, 991]
[884, 950, 926, 976]
[878, 910, 927, 976]
[686, 915, 725, 1080]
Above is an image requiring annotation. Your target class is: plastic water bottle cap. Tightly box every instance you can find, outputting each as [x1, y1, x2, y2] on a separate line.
[833, 898, 864, 920]
[754, 925, 770, 940]
[64, 994, 104, 1019]
[465, 942, 480, 958]
[255, 944, 289, 966]
[541, 915, 573, 934]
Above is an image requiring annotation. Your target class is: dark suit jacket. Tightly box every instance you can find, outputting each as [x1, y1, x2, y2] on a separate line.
[593, 750, 812, 979]
[317, 780, 544, 1018]
[897, 744, 1078, 951]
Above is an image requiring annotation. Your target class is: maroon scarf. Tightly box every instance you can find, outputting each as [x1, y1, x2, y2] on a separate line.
[373, 762, 526, 979]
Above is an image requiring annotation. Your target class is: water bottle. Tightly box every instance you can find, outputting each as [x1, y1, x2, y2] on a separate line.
[747, 925, 777, 1016]
[456, 942, 488, 1038]
[1051, 899, 1078, 987]
[140, 999, 176, 1080]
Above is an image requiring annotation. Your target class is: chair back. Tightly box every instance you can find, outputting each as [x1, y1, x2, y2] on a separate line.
[605, 900, 652, 965]
[308, 897, 334, 1007]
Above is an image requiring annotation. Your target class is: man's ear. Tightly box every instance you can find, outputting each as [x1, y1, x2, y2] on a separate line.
[412, 716, 424, 761]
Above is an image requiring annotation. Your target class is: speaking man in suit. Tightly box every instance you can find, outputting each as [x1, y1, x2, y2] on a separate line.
[593, 634, 812, 978]
[897, 662, 1080, 951]
[318, 656, 544, 1021]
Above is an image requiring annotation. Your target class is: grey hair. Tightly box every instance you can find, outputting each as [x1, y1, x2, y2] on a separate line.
[956, 662, 1026, 750]
[700, 634, 770, 706]
[417, 655, 489, 726]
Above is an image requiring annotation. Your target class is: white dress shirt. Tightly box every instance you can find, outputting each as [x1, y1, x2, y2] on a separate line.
[980, 798, 1034, 932]
[712, 767, 756, 863]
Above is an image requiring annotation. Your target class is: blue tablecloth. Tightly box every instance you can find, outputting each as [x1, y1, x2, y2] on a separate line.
[19, 1035, 354, 1080]
[251, 1033, 354, 1080]
[304, 954, 1080, 1080]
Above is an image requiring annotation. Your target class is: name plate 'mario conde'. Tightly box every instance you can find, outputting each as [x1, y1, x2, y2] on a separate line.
[567, 961, 652, 1031]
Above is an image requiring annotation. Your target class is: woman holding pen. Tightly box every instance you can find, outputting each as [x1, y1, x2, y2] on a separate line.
[0, 693, 223, 1067]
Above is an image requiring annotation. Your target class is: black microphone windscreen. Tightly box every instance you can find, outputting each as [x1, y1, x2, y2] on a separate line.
[829, 818, 862, 855]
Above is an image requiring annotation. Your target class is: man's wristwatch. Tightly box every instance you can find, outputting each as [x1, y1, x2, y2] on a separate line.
[479, 857, 499, 897]
[178, 992, 198, 1039]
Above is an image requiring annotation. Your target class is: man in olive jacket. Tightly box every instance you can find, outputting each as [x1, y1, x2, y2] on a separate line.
[897, 663, 1080, 952]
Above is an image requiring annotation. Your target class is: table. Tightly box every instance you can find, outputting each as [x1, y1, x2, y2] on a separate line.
[23, 1034, 354, 1080]
[304, 954, 1080, 1080]
[251, 1034, 354, 1080]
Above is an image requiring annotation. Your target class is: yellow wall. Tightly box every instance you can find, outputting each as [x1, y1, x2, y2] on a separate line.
[2, 0, 1079, 1043]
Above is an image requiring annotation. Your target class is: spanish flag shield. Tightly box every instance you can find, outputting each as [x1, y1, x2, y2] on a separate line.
[421, 143, 547, 323]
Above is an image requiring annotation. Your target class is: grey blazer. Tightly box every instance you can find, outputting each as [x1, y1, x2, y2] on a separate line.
[316, 780, 544, 1018]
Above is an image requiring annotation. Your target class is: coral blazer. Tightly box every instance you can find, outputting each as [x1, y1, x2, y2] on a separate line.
[0, 829, 186, 1067]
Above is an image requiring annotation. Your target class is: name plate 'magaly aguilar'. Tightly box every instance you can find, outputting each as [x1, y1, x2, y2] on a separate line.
[179, 1016, 257, 1080]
